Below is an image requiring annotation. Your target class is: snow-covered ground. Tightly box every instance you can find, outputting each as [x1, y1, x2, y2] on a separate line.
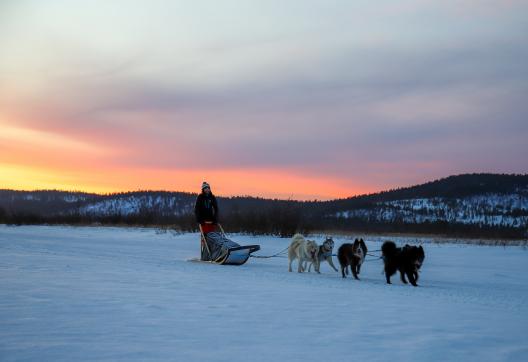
[1, 225, 527, 361]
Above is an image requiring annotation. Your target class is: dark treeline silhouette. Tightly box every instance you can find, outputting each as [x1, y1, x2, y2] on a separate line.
[317, 173, 528, 214]
[1, 173, 527, 239]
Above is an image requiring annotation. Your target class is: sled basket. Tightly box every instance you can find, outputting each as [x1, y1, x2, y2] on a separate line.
[199, 225, 260, 266]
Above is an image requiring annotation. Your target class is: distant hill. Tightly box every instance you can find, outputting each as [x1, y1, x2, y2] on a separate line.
[317, 173, 528, 238]
[1, 173, 527, 238]
[320, 173, 528, 209]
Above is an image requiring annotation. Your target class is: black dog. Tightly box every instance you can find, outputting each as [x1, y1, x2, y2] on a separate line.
[381, 241, 424, 287]
[338, 238, 367, 279]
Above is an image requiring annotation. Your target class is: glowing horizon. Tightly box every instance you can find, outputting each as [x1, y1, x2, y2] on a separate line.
[0, 162, 364, 201]
[1, 1, 527, 200]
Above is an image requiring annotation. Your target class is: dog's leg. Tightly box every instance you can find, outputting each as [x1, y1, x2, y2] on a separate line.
[327, 257, 338, 272]
[357, 262, 362, 275]
[385, 273, 392, 284]
[385, 263, 398, 284]
[341, 265, 346, 278]
[298, 258, 303, 273]
[385, 267, 392, 284]
[288, 256, 293, 272]
[352, 264, 359, 280]
[400, 269, 408, 284]
[407, 271, 418, 287]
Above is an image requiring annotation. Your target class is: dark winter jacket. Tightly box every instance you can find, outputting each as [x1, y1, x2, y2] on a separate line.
[194, 192, 218, 224]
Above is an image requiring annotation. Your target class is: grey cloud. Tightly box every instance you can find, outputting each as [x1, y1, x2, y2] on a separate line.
[5, 31, 527, 183]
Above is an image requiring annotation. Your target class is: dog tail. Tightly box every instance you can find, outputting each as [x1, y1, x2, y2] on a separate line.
[381, 241, 397, 258]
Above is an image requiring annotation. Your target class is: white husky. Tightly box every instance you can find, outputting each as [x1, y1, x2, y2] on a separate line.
[288, 233, 319, 273]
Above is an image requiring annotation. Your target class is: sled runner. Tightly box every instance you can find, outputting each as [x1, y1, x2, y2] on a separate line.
[191, 224, 260, 265]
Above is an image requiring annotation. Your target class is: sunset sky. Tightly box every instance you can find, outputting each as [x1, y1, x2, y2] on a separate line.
[1, 1, 527, 200]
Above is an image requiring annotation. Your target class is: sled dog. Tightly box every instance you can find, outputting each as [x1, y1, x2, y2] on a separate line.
[381, 241, 425, 287]
[337, 238, 367, 279]
[307, 237, 338, 273]
[288, 233, 318, 273]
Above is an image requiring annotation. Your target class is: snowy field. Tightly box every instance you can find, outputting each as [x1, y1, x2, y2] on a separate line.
[1, 225, 527, 362]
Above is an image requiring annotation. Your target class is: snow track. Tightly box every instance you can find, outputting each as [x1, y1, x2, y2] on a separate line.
[1, 225, 527, 361]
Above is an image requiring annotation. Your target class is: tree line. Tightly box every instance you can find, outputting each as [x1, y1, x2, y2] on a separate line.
[1, 174, 527, 239]
[1, 203, 526, 239]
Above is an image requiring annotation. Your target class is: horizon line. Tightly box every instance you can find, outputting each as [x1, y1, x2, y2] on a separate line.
[2, 172, 525, 202]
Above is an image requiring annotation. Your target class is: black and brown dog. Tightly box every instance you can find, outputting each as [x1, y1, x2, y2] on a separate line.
[381, 241, 425, 287]
[337, 238, 367, 279]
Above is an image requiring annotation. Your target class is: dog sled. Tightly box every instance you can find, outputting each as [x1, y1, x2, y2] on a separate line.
[188, 224, 260, 266]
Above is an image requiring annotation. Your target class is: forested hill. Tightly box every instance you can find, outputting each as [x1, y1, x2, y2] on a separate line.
[1, 173, 527, 238]
[315, 174, 528, 238]
[320, 173, 528, 211]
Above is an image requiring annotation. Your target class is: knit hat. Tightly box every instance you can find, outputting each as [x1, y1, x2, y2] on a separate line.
[201, 181, 210, 190]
